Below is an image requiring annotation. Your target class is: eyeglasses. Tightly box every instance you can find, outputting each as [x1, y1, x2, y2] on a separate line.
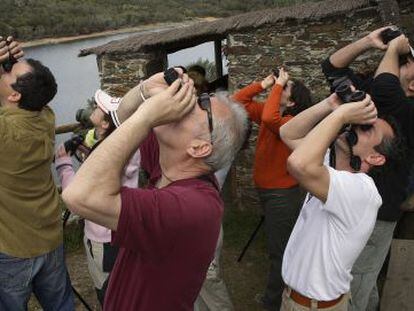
[198, 93, 213, 142]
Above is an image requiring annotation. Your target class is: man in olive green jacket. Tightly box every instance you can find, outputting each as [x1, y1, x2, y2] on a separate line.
[0, 37, 74, 310]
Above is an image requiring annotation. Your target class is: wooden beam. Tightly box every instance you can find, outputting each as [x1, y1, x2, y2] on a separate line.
[214, 40, 223, 79]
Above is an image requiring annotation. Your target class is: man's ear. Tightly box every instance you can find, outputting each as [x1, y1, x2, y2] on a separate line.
[365, 152, 386, 167]
[7, 91, 21, 104]
[408, 80, 414, 94]
[186, 139, 212, 158]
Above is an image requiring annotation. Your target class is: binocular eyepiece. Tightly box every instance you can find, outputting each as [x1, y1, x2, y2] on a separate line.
[333, 78, 372, 132]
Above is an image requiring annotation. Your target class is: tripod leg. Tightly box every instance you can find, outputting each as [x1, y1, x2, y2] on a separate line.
[237, 215, 265, 262]
[72, 286, 93, 311]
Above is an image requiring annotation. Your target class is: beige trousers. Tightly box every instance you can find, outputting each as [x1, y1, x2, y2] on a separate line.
[280, 288, 350, 311]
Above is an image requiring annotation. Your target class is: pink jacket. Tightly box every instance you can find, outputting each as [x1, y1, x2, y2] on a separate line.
[55, 150, 140, 243]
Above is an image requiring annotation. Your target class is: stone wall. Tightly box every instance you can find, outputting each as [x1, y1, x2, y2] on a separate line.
[93, 0, 412, 211]
[98, 51, 167, 96]
[226, 5, 388, 210]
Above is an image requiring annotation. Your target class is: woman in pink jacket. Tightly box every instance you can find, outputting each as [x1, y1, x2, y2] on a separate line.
[55, 90, 140, 306]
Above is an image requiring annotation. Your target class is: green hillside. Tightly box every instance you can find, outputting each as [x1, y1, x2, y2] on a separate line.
[0, 0, 316, 41]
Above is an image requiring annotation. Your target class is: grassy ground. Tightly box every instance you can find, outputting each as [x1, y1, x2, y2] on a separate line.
[222, 206, 269, 310]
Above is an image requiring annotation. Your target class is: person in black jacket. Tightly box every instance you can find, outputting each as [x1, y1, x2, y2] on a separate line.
[322, 27, 414, 311]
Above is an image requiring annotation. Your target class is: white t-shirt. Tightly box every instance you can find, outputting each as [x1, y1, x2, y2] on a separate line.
[282, 162, 382, 301]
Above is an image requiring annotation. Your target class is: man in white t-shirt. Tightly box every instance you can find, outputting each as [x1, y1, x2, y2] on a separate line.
[279, 93, 402, 310]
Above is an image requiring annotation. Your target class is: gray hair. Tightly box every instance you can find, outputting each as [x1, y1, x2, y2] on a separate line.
[203, 92, 248, 171]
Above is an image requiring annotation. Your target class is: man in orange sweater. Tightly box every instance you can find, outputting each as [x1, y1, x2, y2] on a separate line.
[233, 68, 312, 310]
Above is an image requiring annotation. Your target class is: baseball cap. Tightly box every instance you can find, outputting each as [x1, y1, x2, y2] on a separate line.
[94, 89, 122, 127]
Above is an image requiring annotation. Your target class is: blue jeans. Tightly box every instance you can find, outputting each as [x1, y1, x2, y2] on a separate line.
[0, 244, 75, 311]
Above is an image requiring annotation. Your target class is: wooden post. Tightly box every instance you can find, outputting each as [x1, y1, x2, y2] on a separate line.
[214, 40, 223, 79]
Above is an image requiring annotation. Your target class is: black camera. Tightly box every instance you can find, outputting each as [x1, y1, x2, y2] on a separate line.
[380, 27, 403, 45]
[2, 39, 17, 73]
[164, 67, 180, 86]
[273, 68, 279, 78]
[64, 135, 84, 155]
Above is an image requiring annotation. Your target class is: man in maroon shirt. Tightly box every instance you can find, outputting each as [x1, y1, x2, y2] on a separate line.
[63, 69, 248, 310]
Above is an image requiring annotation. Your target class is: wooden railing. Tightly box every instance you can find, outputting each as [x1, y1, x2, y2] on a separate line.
[55, 122, 82, 135]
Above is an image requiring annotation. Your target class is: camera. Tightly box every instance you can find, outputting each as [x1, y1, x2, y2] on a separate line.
[380, 27, 403, 45]
[164, 67, 180, 86]
[2, 39, 17, 73]
[75, 97, 95, 128]
[273, 68, 279, 78]
[64, 135, 84, 155]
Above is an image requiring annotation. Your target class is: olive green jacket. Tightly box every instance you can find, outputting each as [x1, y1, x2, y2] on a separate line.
[0, 106, 62, 258]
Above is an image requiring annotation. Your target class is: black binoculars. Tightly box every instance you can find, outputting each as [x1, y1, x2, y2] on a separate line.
[380, 27, 403, 45]
[64, 135, 84, 155]
[334, 79, 372, 131]
[2, 39, 17, 72]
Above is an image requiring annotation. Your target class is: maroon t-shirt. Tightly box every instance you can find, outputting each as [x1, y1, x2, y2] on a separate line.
[104, 132, 223, 311]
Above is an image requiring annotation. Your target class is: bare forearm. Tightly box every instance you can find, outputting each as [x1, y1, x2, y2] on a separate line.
[330, 36, 372, 68]
[117, 83, 145, 123]
[280, 98, 332, 149]
[292, 110, 343, 168]
[375, 46, 400, 77]
[62, 110, 151, 228]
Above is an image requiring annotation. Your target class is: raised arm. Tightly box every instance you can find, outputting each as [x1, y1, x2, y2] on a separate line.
[329, 27, 387, 69]
[261, 69, 288, 133]
[232, 74, 274, 124]
[286, 95, 377, 202]
[62, 79, 196, 230]
[375, 34, 410, 78]
[279, 96, 333, 150]
[117, 68, 189, 123]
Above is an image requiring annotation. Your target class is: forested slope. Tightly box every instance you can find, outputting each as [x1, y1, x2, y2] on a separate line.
[0, 0, 316, 41]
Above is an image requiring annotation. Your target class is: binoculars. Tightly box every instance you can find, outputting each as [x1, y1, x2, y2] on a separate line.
[2, 39, 17, 72]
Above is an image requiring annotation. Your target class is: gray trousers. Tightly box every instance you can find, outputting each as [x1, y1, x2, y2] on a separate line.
[350, 220, 397, 311]
[194, 226, 234, 311]
[258, 186, 306, 310]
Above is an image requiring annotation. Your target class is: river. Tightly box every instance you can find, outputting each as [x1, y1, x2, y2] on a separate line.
[25, 29, 219, 144]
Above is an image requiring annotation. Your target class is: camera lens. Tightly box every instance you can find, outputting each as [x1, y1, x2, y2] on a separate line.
[75, 109, 85, 123]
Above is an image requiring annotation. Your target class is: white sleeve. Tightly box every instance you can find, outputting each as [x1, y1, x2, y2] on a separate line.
[323, 166, 382, 229]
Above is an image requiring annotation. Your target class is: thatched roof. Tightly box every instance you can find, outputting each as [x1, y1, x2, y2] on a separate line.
[79, 0, 374, 57]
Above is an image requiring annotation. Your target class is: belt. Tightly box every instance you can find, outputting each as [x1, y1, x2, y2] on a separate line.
[287, 287, 344, 309]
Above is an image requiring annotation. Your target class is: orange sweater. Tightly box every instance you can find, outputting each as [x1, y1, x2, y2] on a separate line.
[233, 82, 298, 189]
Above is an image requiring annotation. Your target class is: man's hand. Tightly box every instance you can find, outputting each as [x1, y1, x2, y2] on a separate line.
[366, 27, 390, 50]
[138, 78, 196, 128]
[335, 94, 377, 125]
[388, 34, 411, 56]
[0, 36, 24, 64]
[261, 74, 275, 89]
[275, 67, 289, 87]
[142, 67, 189, 98]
